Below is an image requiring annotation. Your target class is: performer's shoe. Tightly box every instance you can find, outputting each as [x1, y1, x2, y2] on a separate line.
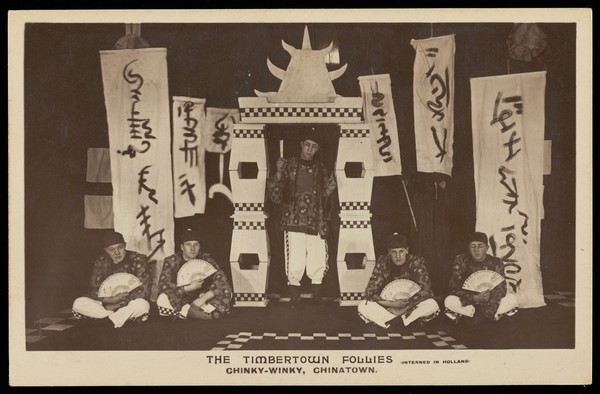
[467, 311, 491, 328]
[131, 313, 150, 325]
[310, 284, 325, 308]
[386, 315, 405, 328]
[288, 285, 301, 310]
[418, 309, 440, 327]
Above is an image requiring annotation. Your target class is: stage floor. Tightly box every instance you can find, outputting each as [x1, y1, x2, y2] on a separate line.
[25, 291, 575, 351]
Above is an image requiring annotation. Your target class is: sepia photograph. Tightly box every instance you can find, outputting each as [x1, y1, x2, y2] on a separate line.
[8, 8, 592, 386]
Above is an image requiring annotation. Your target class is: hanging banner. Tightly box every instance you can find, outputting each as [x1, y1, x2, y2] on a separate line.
[172, 97, 207, 218]
[202, 107, 240, 153]
[100, 48, 175, 273]
[411, 34, 455, 176]
[471, 71, 546, 308]
[358, 74, 403, 177]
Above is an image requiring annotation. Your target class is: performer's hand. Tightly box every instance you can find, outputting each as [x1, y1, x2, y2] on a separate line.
[275, 157, 286, 176]
[192, 290, 215, 308]
[182, 279, 204, 293]
[102, 292, 128, 305]
[388, 305, 411, 317]
[377, 299, 408, 309]
[325, 173, 336, 193]
[105, 302, 125, 312]
[472, 289, 491, 304]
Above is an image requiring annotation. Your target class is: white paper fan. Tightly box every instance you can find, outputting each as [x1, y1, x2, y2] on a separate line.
[462, 270, 505, 293]
[97, 273, 143, 297]
[177, 259, 218, 287]
[380, 279, 422, 301]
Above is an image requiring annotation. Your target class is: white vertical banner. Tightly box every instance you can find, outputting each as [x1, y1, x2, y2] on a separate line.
[172, 97, 207, 218]
[202, 107, 240, 153]
[100, 48, 175, 270]
[471, 71, 546, 308]
[411, 34, 455, 176]
[358, 74, 403, 177]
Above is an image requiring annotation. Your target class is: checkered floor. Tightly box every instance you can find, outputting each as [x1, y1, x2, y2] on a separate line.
[211, 330, 467, 351]
[542, 290, 575, 308]
[25, 291, 575, 349]
[26, 309, 80, 344]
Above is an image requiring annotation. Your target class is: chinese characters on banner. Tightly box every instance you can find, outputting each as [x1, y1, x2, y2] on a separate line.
[358, 74, 403, 177]
[202, 107, 240, 153]
[471, 71, 546, 308]
[411, 34, 455, 176]
[172, 97, 207, 218]
[100, 48, 175, 300]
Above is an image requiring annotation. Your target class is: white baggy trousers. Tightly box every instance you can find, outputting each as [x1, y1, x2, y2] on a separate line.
[72, 297, 150, 328]
[443, 293, 519, 320]
[357, 298, 440, 328]
[285, 231, 327, 287]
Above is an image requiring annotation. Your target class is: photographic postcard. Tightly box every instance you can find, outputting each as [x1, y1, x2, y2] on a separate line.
[8, 8, 592, 386]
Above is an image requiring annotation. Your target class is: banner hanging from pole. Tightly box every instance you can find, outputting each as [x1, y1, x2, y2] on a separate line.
[100, 48, 175, 274]
[202, 107, 240, 153]
[358, 74, 403, 177]
[471, 71, 546, 308]
[172, 96, 207, 218]
[411, 34, 455, 176]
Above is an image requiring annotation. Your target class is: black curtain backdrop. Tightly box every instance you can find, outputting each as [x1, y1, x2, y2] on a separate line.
[23, 23, 576, 323]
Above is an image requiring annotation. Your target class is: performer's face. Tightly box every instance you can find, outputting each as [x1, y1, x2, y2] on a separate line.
[300, 139, 320, 160]
[469, 241, 488, 263]
[181, 240, 200, 261]
[105, 243, 126, 264]
[389, 247, 409, 266]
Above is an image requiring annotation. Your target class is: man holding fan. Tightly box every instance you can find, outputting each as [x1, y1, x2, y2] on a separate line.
[358, 233, 440, 328]
[444, 232, 519, 324]
[157, 229, 232, 320]
[71, 231, 151, 328]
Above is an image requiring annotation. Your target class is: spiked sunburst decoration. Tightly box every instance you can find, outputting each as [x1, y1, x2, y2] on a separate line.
[255, 26, 347, 103]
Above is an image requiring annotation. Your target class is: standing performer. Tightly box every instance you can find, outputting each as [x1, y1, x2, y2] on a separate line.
[358, 233, 440, 328]
[267, 127, 337, 308]
[444, 232, 519, 324]
[72, 231, 151, 328]
[157, 229, 233, 320]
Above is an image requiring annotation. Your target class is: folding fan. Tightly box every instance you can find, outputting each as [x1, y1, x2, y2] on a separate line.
[380, 279, 422, 301]
[462, 270, 505, 293]
[176, 259, 218, 287]
[97, 272, 143, 297]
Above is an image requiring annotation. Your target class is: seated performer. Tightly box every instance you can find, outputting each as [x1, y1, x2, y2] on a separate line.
[444, 232, 519, 324]
[72, 231, 151, 328]
[357, 233, 440, 328]
[157, 229, 233, 320]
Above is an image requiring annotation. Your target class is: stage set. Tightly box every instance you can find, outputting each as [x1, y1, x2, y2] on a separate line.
[23, 21, 576, 351]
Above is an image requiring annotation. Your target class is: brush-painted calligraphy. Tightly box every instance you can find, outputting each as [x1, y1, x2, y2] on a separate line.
[136, 204, 166, 261]
[179, 173, 196, 206]
[491, 92, 523, 162]
[178, 101, 199, 167]
[411, 36, 455, 175]
[137, 165, 158, 204]
[371, 92, 392, 163]
[117, 59, 155, 158]
[422, 47, 449, 162]
[212, 113, 234, 152]
[490, 92, 527, 293]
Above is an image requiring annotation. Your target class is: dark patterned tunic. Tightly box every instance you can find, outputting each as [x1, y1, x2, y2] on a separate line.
[88, 250, 150, 302]
[448, 252, 507, 321]
[158, 252, 233, 318]
[267, 157, 336, 238]
[364, 254, 435, 312]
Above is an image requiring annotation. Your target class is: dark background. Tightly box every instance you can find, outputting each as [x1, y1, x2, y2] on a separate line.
[23, 22, 576, 324]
